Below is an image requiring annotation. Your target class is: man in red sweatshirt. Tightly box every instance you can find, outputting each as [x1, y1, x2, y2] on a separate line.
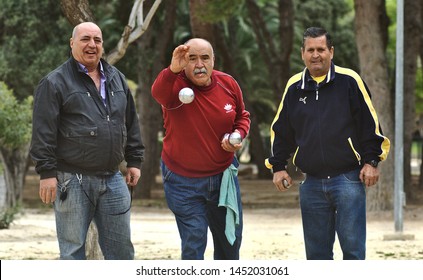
[152, 38, 250, 260]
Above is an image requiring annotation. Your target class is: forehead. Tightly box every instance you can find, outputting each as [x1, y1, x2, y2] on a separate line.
[303, 36, 328, 49]
[75, 24, 102, 39]
[186, 40, 213, 57]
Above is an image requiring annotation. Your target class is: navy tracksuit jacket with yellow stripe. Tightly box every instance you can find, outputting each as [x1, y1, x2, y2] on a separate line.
[265, 62, 390, 178]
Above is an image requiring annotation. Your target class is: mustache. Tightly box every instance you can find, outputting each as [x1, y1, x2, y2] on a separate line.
[193, 68, 207, 74]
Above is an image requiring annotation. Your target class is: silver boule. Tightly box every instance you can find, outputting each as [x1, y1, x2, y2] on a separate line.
[178, 87, 195, 104]
[229, 131, 242, 145]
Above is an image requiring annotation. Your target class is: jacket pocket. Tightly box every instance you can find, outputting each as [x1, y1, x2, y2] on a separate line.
[347, 137, 361, 165]
[292, 146, 300, 167]
[60, 127, 98, 166]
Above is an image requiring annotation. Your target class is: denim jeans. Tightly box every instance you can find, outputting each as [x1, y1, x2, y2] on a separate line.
[299, 168, 366, 260]
[161, 159, 243, 260]
[54, 171, 134, 260]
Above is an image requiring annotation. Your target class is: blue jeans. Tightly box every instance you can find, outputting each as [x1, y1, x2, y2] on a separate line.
[54, 171, 134, 260]
[161, 159, 243, 260]
[299, 168, 366, 260]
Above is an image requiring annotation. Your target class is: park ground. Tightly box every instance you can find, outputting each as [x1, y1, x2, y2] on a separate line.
[0, 168, 422, 260]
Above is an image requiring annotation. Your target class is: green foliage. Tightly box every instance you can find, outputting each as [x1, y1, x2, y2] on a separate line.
[386, 0, 397, 76]
[0, 0, 71, 100]
[293, 0, 358, 72]
[416, 65, 423, 114]
[0, 204, 21, 229]
[0, 0, 415, 156]
[194, 0, 245, 23]
[0, 82, 33, 149]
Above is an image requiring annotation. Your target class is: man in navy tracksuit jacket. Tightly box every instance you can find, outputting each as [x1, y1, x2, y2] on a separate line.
[265, 27, 390, 260]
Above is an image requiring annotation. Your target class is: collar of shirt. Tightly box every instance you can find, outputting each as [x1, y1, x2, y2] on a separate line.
[78, 62, 107, 103]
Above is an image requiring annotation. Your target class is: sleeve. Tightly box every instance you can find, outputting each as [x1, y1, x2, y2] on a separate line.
[352, 78, 390, 163]
[231, 80, 250, 139]
[265, 88, 297, 173]
[151, 67, 180, 108]
[29, 78, 60, 179]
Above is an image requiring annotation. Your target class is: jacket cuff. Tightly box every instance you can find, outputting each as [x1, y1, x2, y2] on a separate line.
[40, 170, 57, 180]
[272, 165, 286, 173]
[126, 160, 142, 169]
[363, 156, 380, 163]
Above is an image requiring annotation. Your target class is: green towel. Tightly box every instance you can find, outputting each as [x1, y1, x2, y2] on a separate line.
[218, 164, 239, 245]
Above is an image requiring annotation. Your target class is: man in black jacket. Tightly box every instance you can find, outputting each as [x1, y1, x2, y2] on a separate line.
[30, 22, 144, 260]
[266, 27, 390, 260]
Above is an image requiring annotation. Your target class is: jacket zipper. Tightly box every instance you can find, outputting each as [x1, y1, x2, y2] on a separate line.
[107, 90, 113, 121]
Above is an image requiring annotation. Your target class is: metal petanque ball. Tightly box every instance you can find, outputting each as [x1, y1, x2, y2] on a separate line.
[179, 87, 195, 104]
[282, 179, 291, 189]
[229, 131, 242, 145]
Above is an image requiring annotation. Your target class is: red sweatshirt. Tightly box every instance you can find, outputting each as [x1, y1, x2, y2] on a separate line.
[151, 67, 251, 177]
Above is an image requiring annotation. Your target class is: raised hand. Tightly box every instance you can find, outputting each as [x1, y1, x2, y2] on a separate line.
[169, 45, 190, 73]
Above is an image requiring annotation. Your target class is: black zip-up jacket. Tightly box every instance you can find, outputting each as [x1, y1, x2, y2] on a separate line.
[30, 57, 144, 179]
[265, 62, 390, 178]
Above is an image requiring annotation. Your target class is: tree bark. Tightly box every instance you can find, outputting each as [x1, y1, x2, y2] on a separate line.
[403, 0, 421, 198]
[136, 0, 177, 198]
[245, 0, 296, 178]
[245, 0, 293, 102]
[354, 0, 394, 211]
[0, 145, 30, 211]
[60, 0, 94, 25]
[189, 0, 215, 43]
[418, 0, 423, 190]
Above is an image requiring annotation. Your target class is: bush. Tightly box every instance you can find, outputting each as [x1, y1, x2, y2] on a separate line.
[0, 82, 33, 149]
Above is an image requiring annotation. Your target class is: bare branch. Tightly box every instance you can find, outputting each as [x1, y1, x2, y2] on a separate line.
[106, 0, 162, 65]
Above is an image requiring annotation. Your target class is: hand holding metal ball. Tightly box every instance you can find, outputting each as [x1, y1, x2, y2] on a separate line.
[228, 131, 242, 145]
[179, 87, 195, 104]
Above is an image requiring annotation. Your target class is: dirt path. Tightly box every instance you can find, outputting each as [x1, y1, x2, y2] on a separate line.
[1, 179, 422, 260]
[1, 205, 422, 260]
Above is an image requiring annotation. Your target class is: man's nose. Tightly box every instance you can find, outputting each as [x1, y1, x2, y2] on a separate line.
[88, 38, 96, 47]
[194, 58, 204, 66]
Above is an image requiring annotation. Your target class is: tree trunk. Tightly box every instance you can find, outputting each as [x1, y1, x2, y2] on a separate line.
[85, 222, 103, 259]
[0, 145, 30, 210]
[189, 0, 216, 43]
[136, 68, 163, 198]
[244, 0, 295, 178]
[403, 0, 421, 198]
[418, 0, 423, 190]
[136, 0, 177, 198]
[245, 0, 293, 102]
[354, 0, 394, 211]
[60, 0, 94, 26]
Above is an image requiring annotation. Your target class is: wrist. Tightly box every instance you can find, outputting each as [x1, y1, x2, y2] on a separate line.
[169, 65, 181, 74]
[365, 159, 379, 168]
